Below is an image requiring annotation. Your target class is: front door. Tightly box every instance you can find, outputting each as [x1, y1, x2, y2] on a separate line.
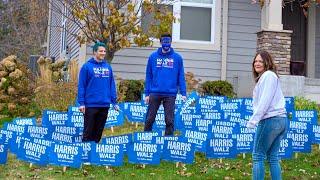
[282, 1, 307, 76]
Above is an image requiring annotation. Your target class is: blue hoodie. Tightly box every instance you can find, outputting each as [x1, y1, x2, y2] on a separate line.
[77, 58, 117, 107]
[145, 47, 186, 96]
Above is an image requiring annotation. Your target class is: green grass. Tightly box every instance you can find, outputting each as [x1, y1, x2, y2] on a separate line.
[0, 116, 12, 128]
[0, 121, 320, 179]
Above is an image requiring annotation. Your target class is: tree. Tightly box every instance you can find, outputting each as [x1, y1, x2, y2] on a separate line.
[49, 0, 175, 62]
[0, 0, 48, 61]
[252, 0, 320, 16]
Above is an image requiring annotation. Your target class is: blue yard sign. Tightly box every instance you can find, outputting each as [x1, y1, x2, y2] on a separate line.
[51, 131, 82, 144]
[313, 125, 320, 144]
[17, 138, 50, 166]
[42, 110, 68, 128]
[191, 118, 213, 132]
[9, 134, 29, 155]
[49, 143, 83, 168]
[279, 138, 293, 159]
[76, 142, 91, 163]
[161, 137, 195, 164]
[12, 117, 36, 126]
[90, 142, 124, 166]
[0, 143, 8, 164]
[133, 131, 161, 144]
[127, 142, 161, 165]
[0, 129, 14, 145]
[206, 138, 238, 158]
[105, 105, 125, 128]
[102, 134, 132, 153]
[292, 110, 318, 125]
[285, 97, 294, 114]
[182, 129, 209, 152]
[124, 102, 148, 123]
[23, 125, 51, 139]
[3, 123, 25, 136]
[67, 106, 84, 128]
[231, 127, 255, 153]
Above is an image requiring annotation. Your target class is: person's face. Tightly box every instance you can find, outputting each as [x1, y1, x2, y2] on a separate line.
[94, 46, 106, 60]
[254, 54, 265, 74]
[160, 37, 172, 51]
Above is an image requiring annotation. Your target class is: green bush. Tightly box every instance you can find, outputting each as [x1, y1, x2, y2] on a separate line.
[117, 79, 144, 102]
[200, 80, 236, 98]
[294, 96, 320, 122]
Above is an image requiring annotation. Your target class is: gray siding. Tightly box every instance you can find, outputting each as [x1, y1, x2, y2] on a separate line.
[48, 1, 63, 60]
[48, 1, 80, 61]
[86, 47, 222, 81]
[316, 7, 320, 78]
[53, 0, 262, 86]
[84, 3, 225, 81]
[66, 21, 80, 60]
[226, 0, 260, 81]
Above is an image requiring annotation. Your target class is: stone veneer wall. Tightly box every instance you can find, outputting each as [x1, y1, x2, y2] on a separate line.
[257, 30, 292, 75]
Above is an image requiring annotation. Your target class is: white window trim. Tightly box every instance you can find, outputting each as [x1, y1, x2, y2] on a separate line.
[60, 4, 68, 54]
[140, 0, 221, 51]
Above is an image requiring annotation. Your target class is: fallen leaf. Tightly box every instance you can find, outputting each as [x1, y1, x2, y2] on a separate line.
[83, 169, 88, 176]
[298, 169, 306, 174]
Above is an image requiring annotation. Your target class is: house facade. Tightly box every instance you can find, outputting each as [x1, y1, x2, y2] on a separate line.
[47, 0, 320, 103]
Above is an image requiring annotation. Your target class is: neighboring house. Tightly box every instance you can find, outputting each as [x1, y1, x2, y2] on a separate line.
[47, 0, 320, 103]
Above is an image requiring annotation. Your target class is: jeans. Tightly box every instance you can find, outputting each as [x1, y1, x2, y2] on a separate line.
[144, 95, 176, 135]
[252, 116, 288, 180]
[82, 107, 109, 143]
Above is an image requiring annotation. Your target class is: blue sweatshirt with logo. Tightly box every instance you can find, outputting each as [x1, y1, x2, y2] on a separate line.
[145, 47, 186, 96]
[77, 58, 117, 107]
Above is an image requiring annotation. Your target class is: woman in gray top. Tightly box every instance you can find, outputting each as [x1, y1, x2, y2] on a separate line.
[247, 50, 288, 180]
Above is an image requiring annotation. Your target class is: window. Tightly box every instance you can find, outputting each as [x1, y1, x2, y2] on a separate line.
[140, 0, 221, 50]
[60, 4, 68, 54]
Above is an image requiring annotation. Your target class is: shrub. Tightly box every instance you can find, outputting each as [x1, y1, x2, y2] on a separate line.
[0, 55, 38, 117]
[185, 72, 201, 92]
[37, 56, 67, 82]
[199, 80, 236, 98]
[117, 78, 144, 102]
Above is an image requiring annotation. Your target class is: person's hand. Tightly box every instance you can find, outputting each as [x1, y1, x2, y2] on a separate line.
[79, 106, 85, 114]
[182, 96, 187, 102]
[113, 104, 120, 111]
[145, 96, 150, 104]
[246, 121, 256, 129]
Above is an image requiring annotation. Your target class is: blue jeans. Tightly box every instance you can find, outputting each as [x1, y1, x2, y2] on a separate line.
[252, 116, 288, 180]
[144, 95, 176, 135]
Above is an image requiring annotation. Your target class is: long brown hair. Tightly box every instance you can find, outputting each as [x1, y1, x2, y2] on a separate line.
[252, 50, 279, 83]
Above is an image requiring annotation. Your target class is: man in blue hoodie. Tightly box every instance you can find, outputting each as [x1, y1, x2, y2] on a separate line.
[78, 42, 118, 143]
[144, 34, 187, 135]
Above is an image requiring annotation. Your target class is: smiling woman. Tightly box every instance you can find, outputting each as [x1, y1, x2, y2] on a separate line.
[247, 50, 288, 180]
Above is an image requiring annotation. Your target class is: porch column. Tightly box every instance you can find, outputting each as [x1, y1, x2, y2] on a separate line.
[261, 0, 283, 31]
[257, 0, 292, 75]
[307, 4, 316, 78]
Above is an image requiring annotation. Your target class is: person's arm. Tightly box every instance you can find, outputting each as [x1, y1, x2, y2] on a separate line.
[178, 56, 187, 97]
[247, 72, 278, 128]
[145, 56, 153, 97]
[77, 65, 87, 107]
